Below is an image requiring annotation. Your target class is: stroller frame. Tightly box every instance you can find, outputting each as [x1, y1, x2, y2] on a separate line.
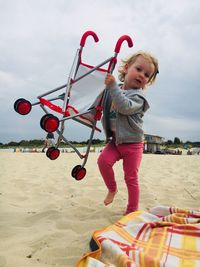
[14, 31, 133, 180]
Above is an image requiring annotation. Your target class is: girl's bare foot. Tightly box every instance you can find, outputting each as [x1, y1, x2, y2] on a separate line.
[104, 191, 117, 206]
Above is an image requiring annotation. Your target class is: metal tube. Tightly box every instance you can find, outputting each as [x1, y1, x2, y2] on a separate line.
[37, 84, 67, 98]
[59, 108, 95, 122]
[40, 105, 83, 159]
[56, 129, 83, 159]
[82, 122, 97, 167]
[73, 57, 113, 84]
[37, 56, 113, 102]
[32, 95, 63, 106]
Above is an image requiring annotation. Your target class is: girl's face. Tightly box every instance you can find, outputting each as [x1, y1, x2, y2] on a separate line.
[123, 56, 155, 89]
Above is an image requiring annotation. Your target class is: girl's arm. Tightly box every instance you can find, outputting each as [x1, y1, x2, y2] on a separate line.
[109, 85, 148, 115]
[104, 73, 149, 115]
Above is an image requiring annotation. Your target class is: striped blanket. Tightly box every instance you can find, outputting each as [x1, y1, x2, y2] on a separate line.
[76, 206, 200, 267]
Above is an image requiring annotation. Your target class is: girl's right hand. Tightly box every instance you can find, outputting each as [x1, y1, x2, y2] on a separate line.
[105, 73, 116, 88]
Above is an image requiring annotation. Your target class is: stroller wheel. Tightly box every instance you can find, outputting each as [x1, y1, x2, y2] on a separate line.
[71, 165, 81, 178]
[46, 147, 60, 160]
[14, 98, 24, 112]
[40, 114, 53, 130]
[40, 114, 59, 133]
[46, 146, 55, 158]
[71, 165, 86, 180]
[14, 98, 32, 115]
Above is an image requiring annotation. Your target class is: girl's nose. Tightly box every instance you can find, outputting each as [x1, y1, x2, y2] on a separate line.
[138, 72, 145, 79]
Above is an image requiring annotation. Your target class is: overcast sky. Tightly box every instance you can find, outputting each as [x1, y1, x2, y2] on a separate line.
[0, 0, 200, 143]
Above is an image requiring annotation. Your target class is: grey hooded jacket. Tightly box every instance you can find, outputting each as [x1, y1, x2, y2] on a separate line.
[100, 82, 150, 144]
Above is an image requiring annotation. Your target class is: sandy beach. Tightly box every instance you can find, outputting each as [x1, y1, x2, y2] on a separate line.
[0, 151, 200, 267]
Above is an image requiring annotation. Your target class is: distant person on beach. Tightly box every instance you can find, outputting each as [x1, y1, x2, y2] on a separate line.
[42, 132, 55, 152]
[97, 51, 159, 215]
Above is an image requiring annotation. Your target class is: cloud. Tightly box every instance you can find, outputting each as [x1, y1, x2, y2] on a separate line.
[145, 114, 200, 141]
[0, 0, 200, 143]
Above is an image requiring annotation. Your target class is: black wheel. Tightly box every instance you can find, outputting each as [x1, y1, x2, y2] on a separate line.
[71, 165, 86, 180]
[47, 147, 60, 160]
[40, 114, 59, 132]
[71, 165, 81, 178]
[40, 114, 54, 130]
[14, 98, 24, 112]
[14, 98, 32, 115]
[89, 237, 99, 252]
[46, 146, 55, 158]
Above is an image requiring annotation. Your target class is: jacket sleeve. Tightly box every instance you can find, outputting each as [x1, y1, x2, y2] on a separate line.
[108, 83, 147, 115]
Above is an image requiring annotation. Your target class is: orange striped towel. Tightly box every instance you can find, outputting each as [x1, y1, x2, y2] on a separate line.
[76, 206, 200, 267]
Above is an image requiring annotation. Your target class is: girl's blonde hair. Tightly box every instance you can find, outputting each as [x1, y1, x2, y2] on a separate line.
[118, 51, 159, 86]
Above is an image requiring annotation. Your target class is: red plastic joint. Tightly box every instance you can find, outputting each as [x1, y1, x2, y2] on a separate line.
[94, 106, 103, 120]
[108, 57, 117, 73]
[64, 110, 70, 117]
[40, 98, 70, 116]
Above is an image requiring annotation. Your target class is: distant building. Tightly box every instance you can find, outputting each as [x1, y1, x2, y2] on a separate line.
[191, 147, 200, 155]
[144, 134, 165, 153]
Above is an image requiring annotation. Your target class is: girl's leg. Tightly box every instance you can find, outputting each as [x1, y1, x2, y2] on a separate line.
[97, 140, 121, 205]
[118, 142, 144, 214]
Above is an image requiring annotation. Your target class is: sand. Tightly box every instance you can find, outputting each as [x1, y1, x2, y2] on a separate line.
[0, 151, 200, 267]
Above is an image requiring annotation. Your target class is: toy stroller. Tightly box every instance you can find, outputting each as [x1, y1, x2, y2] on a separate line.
[14, 31, 133, 180]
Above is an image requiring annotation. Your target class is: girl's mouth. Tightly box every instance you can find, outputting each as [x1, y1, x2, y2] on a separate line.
[135, 79, 141, 84]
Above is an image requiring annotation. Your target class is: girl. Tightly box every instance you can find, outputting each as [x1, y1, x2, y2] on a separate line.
[97, 51, 159, 215]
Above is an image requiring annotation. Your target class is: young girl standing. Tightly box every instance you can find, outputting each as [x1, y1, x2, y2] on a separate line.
[97, 51, 159, 215]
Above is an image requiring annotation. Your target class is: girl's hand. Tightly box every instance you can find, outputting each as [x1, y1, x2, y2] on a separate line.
[105, 73, 116, 88]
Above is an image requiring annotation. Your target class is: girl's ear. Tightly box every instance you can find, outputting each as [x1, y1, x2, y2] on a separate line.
[123, 64, 129, 74]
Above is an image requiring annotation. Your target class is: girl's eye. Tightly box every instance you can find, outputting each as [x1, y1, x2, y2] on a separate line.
[136, 67, 141, 71]
[145, 73, 150, 78]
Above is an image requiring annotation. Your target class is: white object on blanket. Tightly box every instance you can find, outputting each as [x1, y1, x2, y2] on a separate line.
[149, 205, 171, 216]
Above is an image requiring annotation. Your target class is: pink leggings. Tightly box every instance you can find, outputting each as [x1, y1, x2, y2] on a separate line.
[97, 140, 144, 213]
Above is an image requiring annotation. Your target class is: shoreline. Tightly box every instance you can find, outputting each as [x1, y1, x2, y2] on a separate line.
[0, 147, 198, 155]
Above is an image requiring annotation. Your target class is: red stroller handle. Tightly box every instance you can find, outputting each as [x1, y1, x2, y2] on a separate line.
[114, 35, 133, 53]
[80, 31, 99, 47]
